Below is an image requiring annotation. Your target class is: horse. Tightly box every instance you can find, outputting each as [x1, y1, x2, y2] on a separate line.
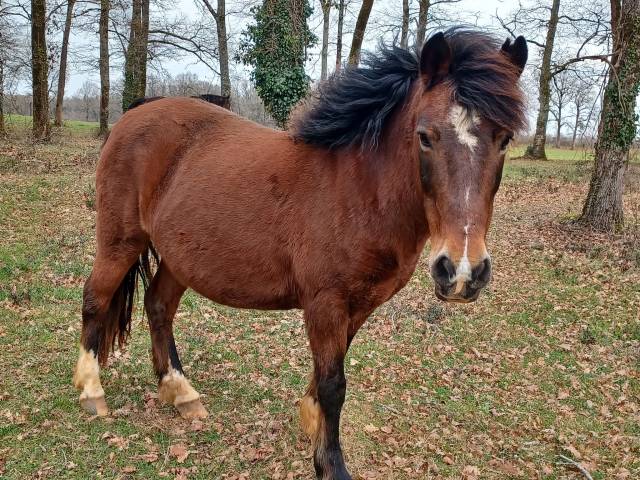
[73, 29, 527, 480]
[127, 93, 232, 111]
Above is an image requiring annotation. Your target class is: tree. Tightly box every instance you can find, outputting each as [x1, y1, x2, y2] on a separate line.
[319, 0, 330, 80]
[54, 0, 75, 127]
[335, 0, 345, 70]
[580, 0, 640, 231]
[240, 0, 315, 127]
[549, 70, 574, 147]
[348, 0, 374, 65]
[99, 0, 109, 135]
[400, 0, 409, 48]
[122, 0, 150, 111]
[78, 80, 99, 121]
[416, 0, 430, 47]
[569, 79, 595, 149]
[0, 52, 4, 136]
[200, 0, 231, 97]
[31, 0, 49, 139]
[526, 0, 561, 160]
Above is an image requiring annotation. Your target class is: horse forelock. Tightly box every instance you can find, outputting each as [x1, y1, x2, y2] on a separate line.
[291, 28, 526, 151]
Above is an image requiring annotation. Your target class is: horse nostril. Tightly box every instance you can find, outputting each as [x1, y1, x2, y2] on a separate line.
[472, 257, 492, 285]
[431, 255, 456, 287]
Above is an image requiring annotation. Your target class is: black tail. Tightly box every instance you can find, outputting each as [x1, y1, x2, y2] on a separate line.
[97, 244, 159, 365]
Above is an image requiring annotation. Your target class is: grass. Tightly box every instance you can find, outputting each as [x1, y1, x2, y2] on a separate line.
[0, 130, 639, 479]
[4, 114, 102, 137]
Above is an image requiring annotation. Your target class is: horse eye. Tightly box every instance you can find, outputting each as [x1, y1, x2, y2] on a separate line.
[419, 132, 432, 150]
[500, 135, 513, 151]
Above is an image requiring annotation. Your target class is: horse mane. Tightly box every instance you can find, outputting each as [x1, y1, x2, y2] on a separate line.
[291, 28, 526, 150]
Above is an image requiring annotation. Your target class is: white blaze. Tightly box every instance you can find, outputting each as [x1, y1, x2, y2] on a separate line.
[449, 104, 479, 151]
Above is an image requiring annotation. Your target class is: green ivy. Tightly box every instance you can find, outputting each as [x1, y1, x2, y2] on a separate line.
[239, 0, 316, 128]
[599, 15, 640, 151]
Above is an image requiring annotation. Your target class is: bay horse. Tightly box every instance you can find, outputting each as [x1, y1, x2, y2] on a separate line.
[73, 29, 527, 479]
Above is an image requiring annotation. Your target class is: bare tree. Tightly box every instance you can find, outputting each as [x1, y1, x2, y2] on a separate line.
[78, 79, 99, 120]
[549, 70, 574, 147]
[53, 0, 75, 127]
[335, 0, 345, 70]
[319, 0, 330, 80]
[200, 0, 230, 97]
[31, 0, 49, 139]
[348, 0, 374, 66]
[400, 0, 409, 48]
[527, 0, 561, 159]
[99, 0, 109, 135]
[122, 0, 150, 110]
[416, 0, 429, 46]
[0, 0, 5, 136]
[580, 0, 640, 231]
[569, 79, 595, 149]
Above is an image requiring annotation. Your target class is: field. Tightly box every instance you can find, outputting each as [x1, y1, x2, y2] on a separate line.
[1, 121, 639, 479]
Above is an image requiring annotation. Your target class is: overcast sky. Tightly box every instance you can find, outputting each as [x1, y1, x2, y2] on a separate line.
[64, 0, 512, 94]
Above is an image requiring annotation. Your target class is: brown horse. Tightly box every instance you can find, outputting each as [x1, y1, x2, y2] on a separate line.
[73, 30, 527, 479]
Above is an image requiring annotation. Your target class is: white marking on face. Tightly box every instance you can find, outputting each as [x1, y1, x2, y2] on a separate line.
[449, 104, 479, 151]
[464, 187, 470, 207]
[451, 225, 472, 294]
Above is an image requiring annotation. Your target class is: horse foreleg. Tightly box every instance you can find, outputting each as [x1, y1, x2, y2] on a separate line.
[145, 262, 208, 420]
[300, 292, 351, 480]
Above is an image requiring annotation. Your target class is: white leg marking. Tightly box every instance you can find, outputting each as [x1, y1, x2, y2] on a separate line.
[449, 104, 479, 151]
[74, 346, 105, 400]
[158, 366, 201, 406]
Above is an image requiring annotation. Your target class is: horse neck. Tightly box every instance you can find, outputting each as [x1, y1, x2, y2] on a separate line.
[330, 122, 428, 251]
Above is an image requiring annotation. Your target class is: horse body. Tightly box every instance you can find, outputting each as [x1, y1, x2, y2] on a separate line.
[101, 97, 427, 315]
[75, 30, 529, 480]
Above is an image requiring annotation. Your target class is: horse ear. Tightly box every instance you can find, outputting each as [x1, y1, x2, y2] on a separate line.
[501, 36, 528, 75]
[420, 32, 451, 87]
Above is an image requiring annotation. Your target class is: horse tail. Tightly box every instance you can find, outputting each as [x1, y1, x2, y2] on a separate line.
[96, 243, 159, 365]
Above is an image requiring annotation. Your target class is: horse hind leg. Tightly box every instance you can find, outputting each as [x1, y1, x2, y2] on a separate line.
[145, 261, 208, 420]
[73, 249, 142, 416]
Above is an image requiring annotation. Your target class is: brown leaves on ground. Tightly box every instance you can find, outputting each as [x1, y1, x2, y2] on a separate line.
[1, 144, 639, 479]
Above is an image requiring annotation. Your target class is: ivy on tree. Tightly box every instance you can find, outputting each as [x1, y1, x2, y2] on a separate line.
[240, 0, 316, 128]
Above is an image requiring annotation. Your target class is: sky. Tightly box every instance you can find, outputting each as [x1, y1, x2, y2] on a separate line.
[64, 0, 512, 94]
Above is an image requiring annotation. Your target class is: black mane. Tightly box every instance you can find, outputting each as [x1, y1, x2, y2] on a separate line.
[291, 29, 526, 150]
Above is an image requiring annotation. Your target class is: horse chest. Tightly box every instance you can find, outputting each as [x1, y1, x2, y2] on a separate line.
[347, 252, 420, 316]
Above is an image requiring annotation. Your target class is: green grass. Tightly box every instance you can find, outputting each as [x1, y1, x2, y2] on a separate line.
[0, 134, 639, 479]
[510, 144, 595, 162]
[4, 114, 101, 136]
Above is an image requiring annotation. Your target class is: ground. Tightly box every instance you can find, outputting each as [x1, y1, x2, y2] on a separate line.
[0, 122, 639, 479]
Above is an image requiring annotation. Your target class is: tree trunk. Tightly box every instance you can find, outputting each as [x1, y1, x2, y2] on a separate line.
[524, 0, 560, 160]
[400, 0, 409, 49]
[216, 0, 230, 97]
[335, 0, 345, 71]
[555, 103, 562, 147]
[579, 0, 640, 231]
[31, 0, 49, 140]
[0, 54, 5, 136]
[54, 0, 75, 127]
[571, 102, 580, 150]
[320, 0, 330, 80]
[201, 0, 231, 98]
[348, 0, 374, 66]
[99, 0, 110, 136]
[416, 0, 430, 47]
[122, 0, 150, 111]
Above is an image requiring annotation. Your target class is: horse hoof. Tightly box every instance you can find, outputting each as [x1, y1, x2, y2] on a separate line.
[80, 395, 109, 416]
[176, 399, 208, 420]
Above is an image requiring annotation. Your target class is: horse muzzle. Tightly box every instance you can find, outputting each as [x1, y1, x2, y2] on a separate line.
[430, 255, 491, 303]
